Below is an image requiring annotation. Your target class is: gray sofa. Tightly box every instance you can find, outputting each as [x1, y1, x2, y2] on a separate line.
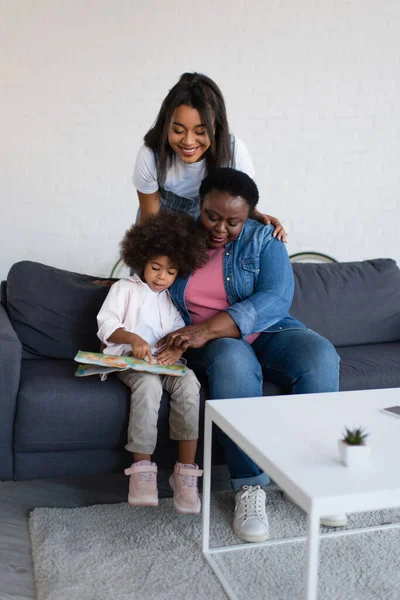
[1, 258, 400, 481]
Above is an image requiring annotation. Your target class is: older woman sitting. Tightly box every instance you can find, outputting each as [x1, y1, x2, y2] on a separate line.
[157, 167, 342, 543]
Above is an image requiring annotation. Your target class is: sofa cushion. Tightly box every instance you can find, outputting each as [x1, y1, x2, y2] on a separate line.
[291, 259, 400, 346]
[14, 358, 283, 453]
[338, 342, 400, 391]
[14, 448, 131, 481]
[7, 261, 114, 359]
[14, 360, 131, 451]
[14, 360, 209, 454]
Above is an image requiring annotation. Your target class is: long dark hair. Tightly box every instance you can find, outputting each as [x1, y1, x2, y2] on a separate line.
[144, 72, 233, 185]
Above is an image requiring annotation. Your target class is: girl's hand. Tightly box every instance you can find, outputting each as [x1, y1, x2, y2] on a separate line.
[253, 210, 287, 242]
[156, 347, 182, 365]
[156, 324, 210, 352]
[130, 334, 153, 364]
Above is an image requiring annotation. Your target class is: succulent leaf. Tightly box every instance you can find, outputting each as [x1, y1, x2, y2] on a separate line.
[342, 426, 369, 446]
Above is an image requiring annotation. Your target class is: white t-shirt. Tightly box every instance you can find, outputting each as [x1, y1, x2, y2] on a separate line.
[133, 136, 255, 200]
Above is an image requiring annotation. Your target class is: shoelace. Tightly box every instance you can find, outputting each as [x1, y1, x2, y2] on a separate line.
[237, 485, 265, 518]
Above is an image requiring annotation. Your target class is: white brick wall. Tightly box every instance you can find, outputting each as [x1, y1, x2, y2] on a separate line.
[1, 0, 399, 280]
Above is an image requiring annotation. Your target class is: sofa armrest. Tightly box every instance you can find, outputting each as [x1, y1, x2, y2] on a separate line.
[0, 303, 22, 479]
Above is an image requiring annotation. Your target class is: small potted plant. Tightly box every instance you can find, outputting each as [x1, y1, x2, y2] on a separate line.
[338, 427, 370, 468]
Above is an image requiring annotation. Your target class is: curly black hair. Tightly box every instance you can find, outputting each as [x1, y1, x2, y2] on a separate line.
[199, 167, 259, 212]
[121, 210, 208, 278]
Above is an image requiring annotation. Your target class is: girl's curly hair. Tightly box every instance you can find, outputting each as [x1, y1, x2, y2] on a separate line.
[121, 210, 209, 278]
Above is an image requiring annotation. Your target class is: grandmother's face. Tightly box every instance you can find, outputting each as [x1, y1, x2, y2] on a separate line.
[200, 190, 250, 248]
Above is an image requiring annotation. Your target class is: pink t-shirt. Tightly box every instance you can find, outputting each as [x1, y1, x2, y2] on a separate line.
[185, 247, 260, 344]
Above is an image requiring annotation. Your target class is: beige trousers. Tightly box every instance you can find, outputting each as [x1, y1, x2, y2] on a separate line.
[118, 369, 201, 455]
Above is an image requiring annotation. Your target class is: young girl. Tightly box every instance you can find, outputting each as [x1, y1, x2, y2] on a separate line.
[133, 71, 287, 241]
[97, 211, 208, 514]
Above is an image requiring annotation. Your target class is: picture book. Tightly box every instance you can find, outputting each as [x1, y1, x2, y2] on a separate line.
[74, 350, 187, 379]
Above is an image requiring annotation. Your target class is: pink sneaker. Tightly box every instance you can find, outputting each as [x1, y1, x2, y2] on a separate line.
[169, 462, 203, 514]
[124, 461, 158, 507]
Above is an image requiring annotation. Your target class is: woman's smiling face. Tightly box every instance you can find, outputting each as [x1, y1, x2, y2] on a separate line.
[200, 190, 250, 248]
[168, 105, 212, 164]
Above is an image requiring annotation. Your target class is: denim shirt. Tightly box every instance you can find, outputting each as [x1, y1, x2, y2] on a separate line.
[170, 219, 307, 337]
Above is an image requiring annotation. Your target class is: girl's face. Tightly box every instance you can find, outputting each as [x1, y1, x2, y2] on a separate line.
[143, 256, 179, 292]
[168, 105, 212, 164]
[200, 190, 250, 248]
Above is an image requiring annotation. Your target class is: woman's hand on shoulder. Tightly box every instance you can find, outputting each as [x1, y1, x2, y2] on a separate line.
[252, 209, 287, 242]
[156, 323, 211, 352]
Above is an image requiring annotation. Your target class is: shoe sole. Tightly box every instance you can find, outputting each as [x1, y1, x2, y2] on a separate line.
[233, 525, 269, 543]
[174, 501, 201, 515]
[320, 517, 348, 527]
[169, 476, 201, 515]
[128, 496, 158, 507]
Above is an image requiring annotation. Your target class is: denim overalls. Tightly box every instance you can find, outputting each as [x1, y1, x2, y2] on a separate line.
[145, 137, 237, 220]
[159, 187, 201, 219]
[135, 185, 201, 223]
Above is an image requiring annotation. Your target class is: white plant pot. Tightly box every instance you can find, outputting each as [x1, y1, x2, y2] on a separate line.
[338, 440, 370, 468]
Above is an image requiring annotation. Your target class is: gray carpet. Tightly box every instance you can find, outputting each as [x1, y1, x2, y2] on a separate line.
[29, 488, 400, 600]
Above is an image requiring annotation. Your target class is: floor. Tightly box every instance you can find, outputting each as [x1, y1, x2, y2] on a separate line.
[0, 466, 231, 600]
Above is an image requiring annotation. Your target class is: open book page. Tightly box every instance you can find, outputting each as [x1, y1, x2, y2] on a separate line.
[74, 350, 187, 377]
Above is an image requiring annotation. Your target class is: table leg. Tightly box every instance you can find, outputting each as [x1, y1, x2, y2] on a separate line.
[304, 512, 320, 600]
[202, 407, 212, 554]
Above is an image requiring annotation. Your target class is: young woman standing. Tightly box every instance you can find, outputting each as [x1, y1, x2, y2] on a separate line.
[133, 72, 287, 241]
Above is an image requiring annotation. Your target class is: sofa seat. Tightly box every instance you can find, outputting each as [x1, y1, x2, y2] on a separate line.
[15, 360, 131, 452]
[15, 360, 205, 454]
[14, 360, 207, 478]
[338, 342, 400, 391]
[14, 347, 400, 453]
[15, 359, 283, 453]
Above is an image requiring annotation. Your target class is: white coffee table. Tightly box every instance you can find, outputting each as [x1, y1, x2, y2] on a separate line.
[202, 388, 400, 600]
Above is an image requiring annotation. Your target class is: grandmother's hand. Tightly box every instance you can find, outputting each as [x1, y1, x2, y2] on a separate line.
[156, 324, 210, 352]
[156, 346, 182, 365]
[252, 210, 287, 242]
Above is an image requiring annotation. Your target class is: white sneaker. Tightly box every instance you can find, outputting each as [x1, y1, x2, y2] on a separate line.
[233, 485, 269, 543]
[283, 492, 348, 528]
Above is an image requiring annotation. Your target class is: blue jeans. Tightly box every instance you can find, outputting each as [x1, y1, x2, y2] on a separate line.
[185, 329, 340, 491]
